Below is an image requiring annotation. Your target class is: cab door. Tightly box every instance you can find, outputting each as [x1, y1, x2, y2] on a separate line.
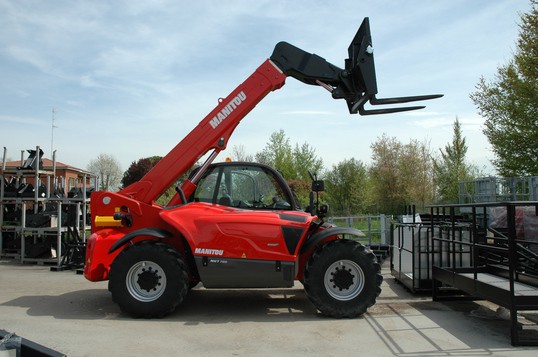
[185, 162, 308, 288]
[191, 162, 294, 211]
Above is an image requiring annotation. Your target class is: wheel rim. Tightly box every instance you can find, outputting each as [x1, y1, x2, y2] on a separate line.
[324, 259, 365, 301]
[126, 260, 167, 302]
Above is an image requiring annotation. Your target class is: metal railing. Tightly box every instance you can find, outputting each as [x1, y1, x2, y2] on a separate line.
[430, 201, 538, 346]
[327, 214, 391, 246]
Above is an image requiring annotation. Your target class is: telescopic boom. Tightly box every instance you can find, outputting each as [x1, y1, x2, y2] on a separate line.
[119, 17, 442, 204]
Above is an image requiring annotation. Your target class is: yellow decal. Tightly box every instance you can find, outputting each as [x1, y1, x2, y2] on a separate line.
[241, 253, 246, 258]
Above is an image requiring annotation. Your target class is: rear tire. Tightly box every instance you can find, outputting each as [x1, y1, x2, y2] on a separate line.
[303, 239, 382, 318]
[109, 241, 189, 318]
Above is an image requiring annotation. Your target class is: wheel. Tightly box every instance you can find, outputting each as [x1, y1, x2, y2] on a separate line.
[109, 241, 189, 318]
[303, 239, 382, 318]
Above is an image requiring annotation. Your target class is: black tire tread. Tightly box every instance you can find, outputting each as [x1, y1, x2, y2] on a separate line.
[303, 239, 382, 318]
[109, 241, 189, 318]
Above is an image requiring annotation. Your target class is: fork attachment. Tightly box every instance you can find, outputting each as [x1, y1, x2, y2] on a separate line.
[270, 17, 442, 115]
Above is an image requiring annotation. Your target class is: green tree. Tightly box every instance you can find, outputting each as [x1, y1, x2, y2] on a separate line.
[255, 130, 324, 208]
[470, 0, 538, 176]
[255, 129, 294, 178]
[292, 142, 324, 180]
[369, 134, 434, 214]
[255, 129, 326, 180]
[433, 118, 479, 203]
[399, 139, 434, 211]
[325, 158, 368, 216]
[87, 153, 122, 191]
[369, 135, 404, 214]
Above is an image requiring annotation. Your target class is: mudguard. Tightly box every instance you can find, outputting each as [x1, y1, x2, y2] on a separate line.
[300, 226, 365, 254]
[108, 227, 172, 254]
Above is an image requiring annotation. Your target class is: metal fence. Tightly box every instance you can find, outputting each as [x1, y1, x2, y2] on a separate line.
[459, 176, 538, 204]
[327, 214, 391, 245]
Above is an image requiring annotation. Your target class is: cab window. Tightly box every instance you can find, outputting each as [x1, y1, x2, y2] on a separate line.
[192, 164, 292, 210]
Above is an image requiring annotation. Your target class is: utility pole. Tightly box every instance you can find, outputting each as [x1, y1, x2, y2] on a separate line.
[51, 108, 58, 158]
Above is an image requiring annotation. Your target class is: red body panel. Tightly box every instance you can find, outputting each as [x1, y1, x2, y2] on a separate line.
[160, 203, 314, 261]
[84, 229, 122, 281]
[84, 200, 321, 282]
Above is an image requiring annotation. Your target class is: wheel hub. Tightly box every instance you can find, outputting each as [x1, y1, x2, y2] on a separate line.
[126, 260, 167, 302]
[137, 267, 161, 292]
[324, 259, 365, 301]
[331, 266, 354, 290]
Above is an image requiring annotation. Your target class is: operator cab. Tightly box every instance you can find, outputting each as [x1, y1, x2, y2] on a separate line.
[189, 162, 296, 210]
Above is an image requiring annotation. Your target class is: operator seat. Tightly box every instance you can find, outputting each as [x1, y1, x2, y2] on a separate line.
[218, 194, 233, 207]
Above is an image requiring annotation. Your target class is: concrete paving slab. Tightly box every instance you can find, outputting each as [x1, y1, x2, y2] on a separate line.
[1, 259, 537, 356]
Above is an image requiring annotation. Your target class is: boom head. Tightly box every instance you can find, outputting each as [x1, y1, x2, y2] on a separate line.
[270, 17, 443, 115]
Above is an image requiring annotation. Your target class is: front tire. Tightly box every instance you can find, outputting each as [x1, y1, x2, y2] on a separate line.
[109, 241, 189, 318]
[303, 239, 382, 318]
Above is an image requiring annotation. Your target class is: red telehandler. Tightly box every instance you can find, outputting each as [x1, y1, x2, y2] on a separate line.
[83, 18, 441, 318]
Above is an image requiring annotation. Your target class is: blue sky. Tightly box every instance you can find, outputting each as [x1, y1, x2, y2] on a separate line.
[0, 0, 531, 175]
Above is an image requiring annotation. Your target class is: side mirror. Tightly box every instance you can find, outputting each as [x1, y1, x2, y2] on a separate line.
[319, 203, 329, 218]
[311, 179, 324, 192]
[308, 170, 327, 218]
